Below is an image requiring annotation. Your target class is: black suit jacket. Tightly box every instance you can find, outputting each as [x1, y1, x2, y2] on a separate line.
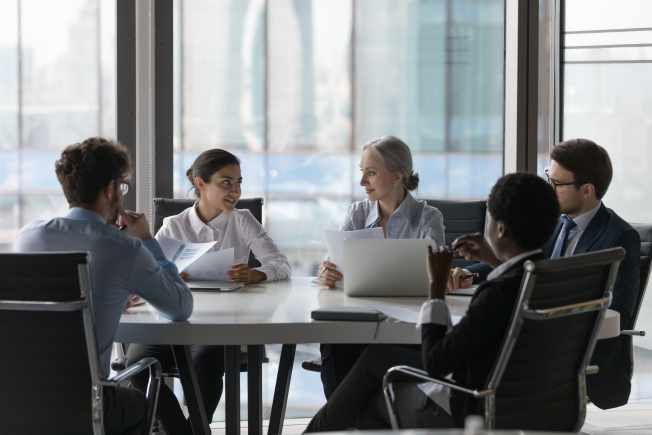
[422, 252, 546, 427]
[467, 203, 641, 408]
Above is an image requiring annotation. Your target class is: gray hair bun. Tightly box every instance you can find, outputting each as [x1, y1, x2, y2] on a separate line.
[406, 171, 419, 191]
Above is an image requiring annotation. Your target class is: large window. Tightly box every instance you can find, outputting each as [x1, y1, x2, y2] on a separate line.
[0, 0, 116, 252]
[172, 0, 505, 276]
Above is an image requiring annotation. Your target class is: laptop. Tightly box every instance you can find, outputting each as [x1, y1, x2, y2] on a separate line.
[343, 239, 435, 297]
[186, 280, 243, 292]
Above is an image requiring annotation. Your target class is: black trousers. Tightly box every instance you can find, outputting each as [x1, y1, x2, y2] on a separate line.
[127, 344, 225, 435]
[103, 385, 146, 435]
[306, 344, 455, 433]
[319, 343, 368, 399]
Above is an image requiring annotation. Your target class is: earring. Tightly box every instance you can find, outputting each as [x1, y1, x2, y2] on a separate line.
[393, 183, 397, 195]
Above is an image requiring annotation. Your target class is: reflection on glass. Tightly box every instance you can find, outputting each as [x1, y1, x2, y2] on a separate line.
[177, 0, 265, 152]
[565, 0, 652, 31]
[0, 0, 18, 150]
[268, 0, 351, 150]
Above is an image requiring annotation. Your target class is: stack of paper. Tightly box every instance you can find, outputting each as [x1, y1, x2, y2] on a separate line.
[322, 228, 384, 288]
[158, 236, 235, 281]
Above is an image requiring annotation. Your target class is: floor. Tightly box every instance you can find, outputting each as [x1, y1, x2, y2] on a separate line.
[209, 418, 311, 435]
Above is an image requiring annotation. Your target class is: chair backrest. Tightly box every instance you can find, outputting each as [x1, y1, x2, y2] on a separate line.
[627, 223, 652, 330]
[424, 199, 487, 268]
[153, 197, 265, 268]
[487, 248, 624, 431]
[0, 252, 104, 435]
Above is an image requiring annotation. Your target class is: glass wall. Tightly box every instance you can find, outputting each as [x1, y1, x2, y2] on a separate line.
[173, 0, 505, 277]
[0, 0, 116, 252]
[562, 0, 652, 350]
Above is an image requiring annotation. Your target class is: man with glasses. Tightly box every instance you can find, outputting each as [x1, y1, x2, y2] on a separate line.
[450, 138, 641, 410]
[14, 137, 193, 435]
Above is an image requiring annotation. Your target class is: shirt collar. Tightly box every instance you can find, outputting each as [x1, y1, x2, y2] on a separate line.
[487, 249, 542, 281]
[65, 207, 107, 224]
[364, 190, 417, 229]
[564, 201, 602, 232]
[188, 201, 229, 235]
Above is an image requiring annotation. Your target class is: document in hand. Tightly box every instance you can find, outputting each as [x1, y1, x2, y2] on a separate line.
[322, 227, 384, 288]
[157, 236, 235, 281]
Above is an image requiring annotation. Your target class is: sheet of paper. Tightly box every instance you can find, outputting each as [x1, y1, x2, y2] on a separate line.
[157, 236, 217, 272]
[183, 248, 235, 281]
[448, 285, 478, 296]
[369, 305, 463, 327]
[323, 227, 384, 288]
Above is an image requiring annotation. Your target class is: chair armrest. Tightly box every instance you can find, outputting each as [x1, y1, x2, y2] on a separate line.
[621, 330, 646, 336]
[586, 365, 599, 375]
[102, 357, 161, 386]
[383, 365, 492, 398]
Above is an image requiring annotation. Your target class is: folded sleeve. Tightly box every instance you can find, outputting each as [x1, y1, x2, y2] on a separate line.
[241, 210, 292, 281]
[465, 262, 494, 284]
[417, 299, 453, 332]
[129, 238, 194, 321]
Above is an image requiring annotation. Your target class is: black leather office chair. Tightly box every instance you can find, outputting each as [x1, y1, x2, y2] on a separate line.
[0, 252, 162, 435]
[301, 199, 488, 374]
[385, 248, 625, 431]
[425, 199, 487, 268]
[153, 197, 264, 268]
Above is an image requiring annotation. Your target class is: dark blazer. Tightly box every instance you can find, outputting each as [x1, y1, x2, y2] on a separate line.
[466, 203, 641, 409]
[422, 252, 546, 427]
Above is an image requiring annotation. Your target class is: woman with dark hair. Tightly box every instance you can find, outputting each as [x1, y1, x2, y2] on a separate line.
[127, 149, 290, 435]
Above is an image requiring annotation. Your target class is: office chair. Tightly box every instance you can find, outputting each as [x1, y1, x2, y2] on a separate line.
[384, 248, 624, 431]
[621, 223, 652, 337]
[301, 199, 487, 374]
[153, 197, 264, 268]
[0, 252, 161, 435]
[424, 199, 487, 268]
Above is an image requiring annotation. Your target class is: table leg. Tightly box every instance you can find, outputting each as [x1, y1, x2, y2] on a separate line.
[171, 345, 211, 435]
[248, 345, 263, 435]
[267, 344, 296, 435]
[225, 345, 242, 435]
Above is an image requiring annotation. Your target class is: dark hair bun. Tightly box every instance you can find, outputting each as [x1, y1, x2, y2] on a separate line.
[186, 167, 195, 186]
[406, 171, 419, 191]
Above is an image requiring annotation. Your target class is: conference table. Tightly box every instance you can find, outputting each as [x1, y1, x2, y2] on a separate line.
[116, 277, 620, 435]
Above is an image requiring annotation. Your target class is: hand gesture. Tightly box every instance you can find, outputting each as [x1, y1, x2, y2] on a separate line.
[452, 233, 502, 269]
[427, 245, 454, 300]
[317, 260, 342, 289]
[448, 267, 473, 291]
[117, 204, 153, 241]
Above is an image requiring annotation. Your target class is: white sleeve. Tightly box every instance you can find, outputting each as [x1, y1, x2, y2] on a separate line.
[240, 210, 292, 281]
[416, 299, 453, 332]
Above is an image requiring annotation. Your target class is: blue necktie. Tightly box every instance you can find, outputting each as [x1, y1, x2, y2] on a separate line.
[552, 216, 578, 259]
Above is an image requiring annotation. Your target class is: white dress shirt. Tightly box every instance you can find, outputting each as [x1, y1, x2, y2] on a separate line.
[550, 201, 602, 257]
[416, 249, 542, 414]
[157, 202, 291, 281]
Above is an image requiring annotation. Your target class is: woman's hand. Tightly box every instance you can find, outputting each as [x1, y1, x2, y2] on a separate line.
[317, 260, 342, 289]
[179, 272, 190, 282]
[427, 245, 454, 300]
[452, 233, 502, 269]
[448, 267, 473, 291]
[227, 263, 267, 284]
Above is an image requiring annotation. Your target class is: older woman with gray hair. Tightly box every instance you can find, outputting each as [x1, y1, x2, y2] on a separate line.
[317, 135, 445, 398]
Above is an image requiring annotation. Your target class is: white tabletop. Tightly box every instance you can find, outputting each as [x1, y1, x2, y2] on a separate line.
[115, 277, 620, 345]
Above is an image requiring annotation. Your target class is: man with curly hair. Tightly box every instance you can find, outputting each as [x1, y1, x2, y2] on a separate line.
[14, 137, 193, 435]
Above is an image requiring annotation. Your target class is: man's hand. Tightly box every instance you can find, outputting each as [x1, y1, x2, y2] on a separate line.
[179, 272, 190, 282]
[123, 296, 143, 312]
[448, 267, 474, 291]
[427, 245, 454, 300]
[317, 260, 342, 289]
[452, 233, 502, 269]
[117, 203, 152, 241]
[227, 263, 267, 285]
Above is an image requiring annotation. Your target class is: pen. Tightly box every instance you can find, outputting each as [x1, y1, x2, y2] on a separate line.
[119, 225, 127, 231]
[319, 256, 331, 275]
[461, 273, 479, 280]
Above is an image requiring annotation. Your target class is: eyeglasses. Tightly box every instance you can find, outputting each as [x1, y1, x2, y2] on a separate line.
[544, 169, 581, 191]
[115, 180, 130, 195]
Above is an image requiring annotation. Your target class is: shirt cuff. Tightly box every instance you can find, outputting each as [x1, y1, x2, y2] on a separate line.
[416, 299, 453, 332]
[141, 238, 167, 262]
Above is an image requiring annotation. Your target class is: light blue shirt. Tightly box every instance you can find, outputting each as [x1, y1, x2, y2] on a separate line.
[340, 192, 446, 245]
[13, 207, 194, 378]
[551, 201, 602, 257]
